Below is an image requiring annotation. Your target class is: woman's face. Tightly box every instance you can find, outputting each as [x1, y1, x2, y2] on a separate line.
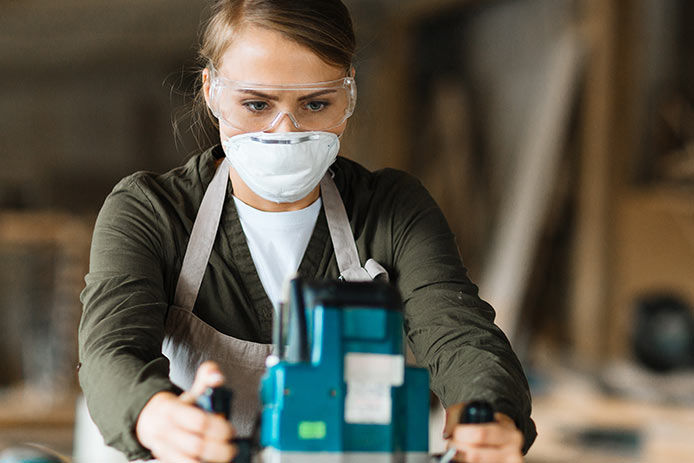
[202, 24, 351, 211]
[204, 25, 351, 140]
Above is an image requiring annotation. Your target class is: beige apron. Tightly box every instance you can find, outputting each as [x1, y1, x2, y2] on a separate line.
[161, 157, 388, 438]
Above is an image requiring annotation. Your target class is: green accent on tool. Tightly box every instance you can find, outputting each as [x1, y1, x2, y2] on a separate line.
[298, 421, 327, 440]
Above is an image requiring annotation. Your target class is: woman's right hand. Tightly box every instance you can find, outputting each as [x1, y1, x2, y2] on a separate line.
[135, 362, 237, 463]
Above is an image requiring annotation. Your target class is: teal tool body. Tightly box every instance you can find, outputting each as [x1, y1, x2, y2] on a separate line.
[259, 279, 430, 462]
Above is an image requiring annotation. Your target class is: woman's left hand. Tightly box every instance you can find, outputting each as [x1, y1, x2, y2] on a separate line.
[444, 403, 524, 463]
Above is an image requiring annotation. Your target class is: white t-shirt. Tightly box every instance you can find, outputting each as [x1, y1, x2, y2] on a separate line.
[233, 196, 322, 311]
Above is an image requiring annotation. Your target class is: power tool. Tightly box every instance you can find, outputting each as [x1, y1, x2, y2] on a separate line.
[195, 279, 498, 463]
[258, 277, 430, 462]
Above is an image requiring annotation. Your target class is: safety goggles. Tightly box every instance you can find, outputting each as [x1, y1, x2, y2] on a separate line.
[208, 66, 357, 132]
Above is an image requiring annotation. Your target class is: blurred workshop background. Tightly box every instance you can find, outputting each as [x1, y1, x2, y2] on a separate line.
[1, 0, 693, 462]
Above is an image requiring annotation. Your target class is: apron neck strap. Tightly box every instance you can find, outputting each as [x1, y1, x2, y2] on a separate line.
[320, 173, 388, 282]
[173, 157, 230, 311]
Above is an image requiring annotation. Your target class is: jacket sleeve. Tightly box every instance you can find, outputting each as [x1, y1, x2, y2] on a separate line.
[388, 171, 537, 453]
[78, 176, 180, 460]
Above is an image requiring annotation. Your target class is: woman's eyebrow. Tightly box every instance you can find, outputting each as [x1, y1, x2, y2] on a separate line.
[235, 89, 280, 101]
[298, 89, 337, 100]
[234, 89, 337, 101]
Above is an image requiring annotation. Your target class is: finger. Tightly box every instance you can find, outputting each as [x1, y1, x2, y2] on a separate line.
[450, 448, 465, 462]
[171, 402, 210, 434]
[200, 439, 237, 463]
[204, 414, 236, 441]
[445, 444, 473, 463]
[457, 445, 523, 463]
[151, 419, 234, 462]
[452, 423, 522, 448]
[443, 403, 466, 438]
[495, 412, 517, 427]
[150, 440, 200, 463]
[163, 426, 205, 459]
[169, 403, 235, 440]
[180, 361, 226, 402]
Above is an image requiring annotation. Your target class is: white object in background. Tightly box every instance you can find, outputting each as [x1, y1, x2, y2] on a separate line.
[479, 27, 586, 345]
[73, 394, 129, 463]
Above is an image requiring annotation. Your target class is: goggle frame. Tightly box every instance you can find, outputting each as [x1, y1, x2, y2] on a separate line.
[207, 65, 357, 132]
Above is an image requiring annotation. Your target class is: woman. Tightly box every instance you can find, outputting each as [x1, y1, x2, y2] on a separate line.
[79, 1, 536, 462]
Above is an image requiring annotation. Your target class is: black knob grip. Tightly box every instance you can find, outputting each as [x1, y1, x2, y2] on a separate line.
[195, 386, 233, 419]
[234, 439, 252, 463]
[460, 401, 495, 424]
[195, 387, 253, 463]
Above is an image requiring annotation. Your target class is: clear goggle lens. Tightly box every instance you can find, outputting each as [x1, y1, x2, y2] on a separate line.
[208, 67, 356, 132]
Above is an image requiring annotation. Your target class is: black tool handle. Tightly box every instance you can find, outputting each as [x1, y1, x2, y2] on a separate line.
[196, 386, 233, 418]
[286, 277, 309, 363]
[460, 400, 495, 424]
[195, 387, 251, 463]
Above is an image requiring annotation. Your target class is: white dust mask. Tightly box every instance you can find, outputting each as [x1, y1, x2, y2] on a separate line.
[222, 131, 340, 203]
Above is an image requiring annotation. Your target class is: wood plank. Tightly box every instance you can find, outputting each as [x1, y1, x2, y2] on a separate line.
[569, 0, 618, 364]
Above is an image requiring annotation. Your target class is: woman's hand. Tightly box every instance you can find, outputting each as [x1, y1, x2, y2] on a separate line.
[444, 403, 524, 463]
[135, 361, 237, 463]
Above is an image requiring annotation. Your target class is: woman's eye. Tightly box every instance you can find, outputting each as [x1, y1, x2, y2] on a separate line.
[243, 101, 269, 112]
[305, 101, 329, 112]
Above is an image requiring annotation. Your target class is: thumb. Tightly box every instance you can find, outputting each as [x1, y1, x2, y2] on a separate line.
[443, 403, 465, 439]
[179, 361, 226, 404]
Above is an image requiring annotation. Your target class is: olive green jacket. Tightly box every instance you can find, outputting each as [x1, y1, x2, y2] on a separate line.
[79, 146, 536, 459]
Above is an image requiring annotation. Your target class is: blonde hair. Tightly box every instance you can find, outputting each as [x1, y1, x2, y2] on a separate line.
[184, 0, 356, 149]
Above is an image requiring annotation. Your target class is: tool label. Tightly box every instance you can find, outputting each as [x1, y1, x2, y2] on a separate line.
[344, 353, 404, 424]
[344, 381, 392, 424]
[344, 353, 404, 385]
